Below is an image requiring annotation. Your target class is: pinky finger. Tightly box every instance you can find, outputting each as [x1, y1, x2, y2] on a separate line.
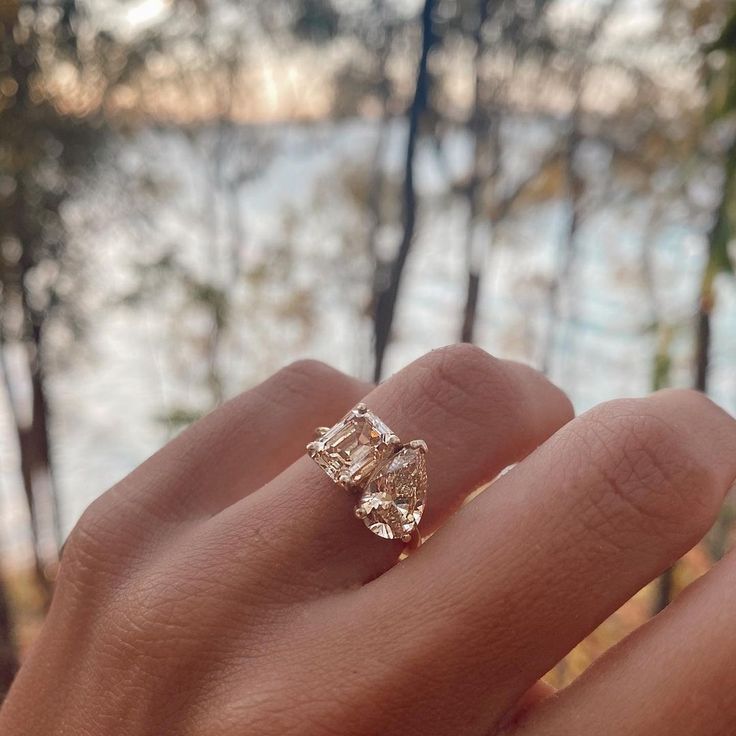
[512, 547, 736, 736]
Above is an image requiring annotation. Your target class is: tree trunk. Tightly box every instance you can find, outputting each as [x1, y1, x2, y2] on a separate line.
[694, 279, 715, 394]
[539, 0, 618, 375]
[461, 271, 482, 344]
[372, 0, 436, 381]
[366, 10, 392, 345]
[540, 117, 582, 376]
[0, 331, 57, 602]
[0, 576, 17, 700]
[654, 136, 736, 611]
[1, 198, 61, 598]
[459, 0, 491, 345]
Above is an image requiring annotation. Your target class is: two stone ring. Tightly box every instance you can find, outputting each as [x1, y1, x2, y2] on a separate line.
[306, 403, 427, 546]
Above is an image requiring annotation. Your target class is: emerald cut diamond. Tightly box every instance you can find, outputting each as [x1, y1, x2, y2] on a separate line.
[307, 404, 396, 488]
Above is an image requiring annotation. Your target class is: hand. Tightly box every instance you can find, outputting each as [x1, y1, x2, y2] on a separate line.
[2, 345, 736, 736]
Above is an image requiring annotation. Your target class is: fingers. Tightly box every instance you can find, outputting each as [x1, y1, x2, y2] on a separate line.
[212, 344, 573, 591]
[99, 360, 369, 522]
[513, 543, 736, 736]
[344, 389, 736, 735]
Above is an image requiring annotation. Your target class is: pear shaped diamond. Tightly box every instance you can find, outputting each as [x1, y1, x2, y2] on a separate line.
[356, 446, 427, 541]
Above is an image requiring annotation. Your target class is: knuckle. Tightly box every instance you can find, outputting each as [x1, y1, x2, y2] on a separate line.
[59, 495, 124, 593]
[429, 342, 498, 377]
[414, 344, 513, 427]
[278, 358, 338, 386]
[654, 387, 725, 426]
[579, 398, 719, 540]
[64, 496, 113, 558]
[655, 386, 711, 406]
[270, 359, 359, 409]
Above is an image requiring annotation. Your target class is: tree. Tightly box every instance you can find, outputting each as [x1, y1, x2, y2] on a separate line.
[0, 577, 16, 698]
[0, 0, 105, 682]
[372, 0, 437, 381]
[0, 0, 96, 594]
[695, 3, 736, 565]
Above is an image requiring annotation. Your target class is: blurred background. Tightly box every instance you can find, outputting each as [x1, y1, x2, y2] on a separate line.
[1, 0, 736, 698]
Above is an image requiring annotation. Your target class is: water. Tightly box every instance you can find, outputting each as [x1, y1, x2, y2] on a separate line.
[1, 117, 734, 566]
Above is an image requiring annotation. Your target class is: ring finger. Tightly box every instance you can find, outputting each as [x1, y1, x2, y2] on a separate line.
[209, 344, 574, 590]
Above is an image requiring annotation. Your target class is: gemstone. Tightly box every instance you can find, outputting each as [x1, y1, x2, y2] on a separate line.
[356, 446, 427, 540]
[308, 406, 396, 487]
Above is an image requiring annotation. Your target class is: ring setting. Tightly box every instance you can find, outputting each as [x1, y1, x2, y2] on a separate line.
[307, 403, 427, 545]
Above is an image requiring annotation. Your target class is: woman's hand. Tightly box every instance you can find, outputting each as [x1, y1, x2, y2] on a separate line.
[2, 345, 736, 736]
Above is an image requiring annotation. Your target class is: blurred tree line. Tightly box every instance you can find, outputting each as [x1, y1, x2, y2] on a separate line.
[1, 0, 736, 695]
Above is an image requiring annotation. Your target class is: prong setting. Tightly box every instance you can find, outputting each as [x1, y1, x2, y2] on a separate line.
[307, 404, 395, 487]
[306, 404, 427, 548]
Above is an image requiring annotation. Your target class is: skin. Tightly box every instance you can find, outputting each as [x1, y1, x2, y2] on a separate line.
[1, 344, 736, 735]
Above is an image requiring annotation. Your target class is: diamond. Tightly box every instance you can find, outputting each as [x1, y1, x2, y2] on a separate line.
[356, 446, 427, 540]
[308, 406, 396, 488]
